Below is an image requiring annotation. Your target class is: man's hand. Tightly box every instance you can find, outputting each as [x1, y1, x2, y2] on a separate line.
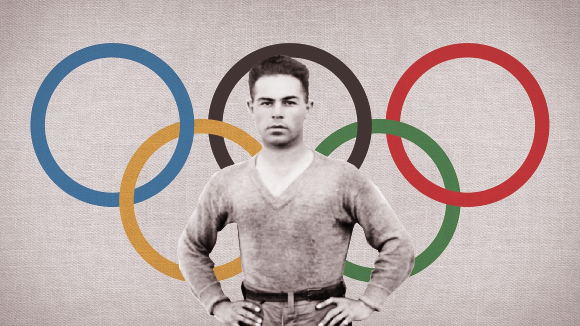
[213, 300, 263, 326]
[316, 297, 374, 326]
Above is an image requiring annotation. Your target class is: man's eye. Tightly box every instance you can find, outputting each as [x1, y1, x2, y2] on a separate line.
[261, 102, 273, 106]
[284, 101, 296, 105]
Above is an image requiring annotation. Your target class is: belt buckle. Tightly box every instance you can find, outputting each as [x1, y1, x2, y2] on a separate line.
[306, 288, 322, 301]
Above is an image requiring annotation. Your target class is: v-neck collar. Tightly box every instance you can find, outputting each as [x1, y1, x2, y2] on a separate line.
[250, 149, 322, 209]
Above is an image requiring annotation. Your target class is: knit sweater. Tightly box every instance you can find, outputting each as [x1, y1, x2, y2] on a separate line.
[177, 150, 415, 315]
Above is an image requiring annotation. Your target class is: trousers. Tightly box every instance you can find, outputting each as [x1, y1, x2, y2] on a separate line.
[240, 283, 353, 326]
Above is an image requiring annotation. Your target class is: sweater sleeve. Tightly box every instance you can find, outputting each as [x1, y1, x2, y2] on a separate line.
[347, 170, 415, 311]
[177, 173, 232, 315]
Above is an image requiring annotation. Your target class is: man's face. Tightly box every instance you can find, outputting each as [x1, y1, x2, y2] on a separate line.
[247, 74, 313, 148]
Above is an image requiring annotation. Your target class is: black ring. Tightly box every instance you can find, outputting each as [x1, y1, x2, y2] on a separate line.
[208, 43, 372, 169]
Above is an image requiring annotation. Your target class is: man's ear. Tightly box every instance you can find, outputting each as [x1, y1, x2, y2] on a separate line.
[246, 97, 254, 115]
[305, 99, 314, 119]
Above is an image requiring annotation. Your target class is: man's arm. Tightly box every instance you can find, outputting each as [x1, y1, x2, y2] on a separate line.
[177, 174, 231, 315]
[317, 168, 415, 325]
[353, 178, 415, 309]
[177, 174, 263, 326]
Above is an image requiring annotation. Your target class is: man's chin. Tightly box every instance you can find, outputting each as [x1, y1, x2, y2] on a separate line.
[264, 136, 294, 148]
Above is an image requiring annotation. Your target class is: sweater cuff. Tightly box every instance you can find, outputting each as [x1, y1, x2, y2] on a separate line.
[198, 281, 231, 315]
[359, 283, 390, 312]
[208, 297, 231, 316]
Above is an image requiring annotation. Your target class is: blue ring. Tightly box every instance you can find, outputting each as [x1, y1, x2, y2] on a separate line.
[30, 43, 194, 207]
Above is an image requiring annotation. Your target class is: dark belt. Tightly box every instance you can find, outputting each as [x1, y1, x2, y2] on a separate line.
[242, 281, 346, 302]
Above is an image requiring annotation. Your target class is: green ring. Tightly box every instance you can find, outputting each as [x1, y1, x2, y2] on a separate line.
[315, 119, 461, 280]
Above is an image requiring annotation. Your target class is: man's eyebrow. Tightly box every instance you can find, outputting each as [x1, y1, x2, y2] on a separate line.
[256, 96, 300, 101]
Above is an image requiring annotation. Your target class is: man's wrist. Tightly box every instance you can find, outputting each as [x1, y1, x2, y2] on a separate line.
[358, 295, 381, 312]
[211, 298, 231, 315]
[358, 298, 375, 311]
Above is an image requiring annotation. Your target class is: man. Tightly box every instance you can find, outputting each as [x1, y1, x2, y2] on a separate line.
[177, 55, 414, 326]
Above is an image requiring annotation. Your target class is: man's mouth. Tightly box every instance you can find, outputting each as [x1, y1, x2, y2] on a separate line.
[268, 125, 287, 129]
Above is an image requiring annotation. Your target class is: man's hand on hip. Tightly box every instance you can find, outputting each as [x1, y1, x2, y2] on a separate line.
[316, 297, 374, 326]
[213, 300, 262, 326]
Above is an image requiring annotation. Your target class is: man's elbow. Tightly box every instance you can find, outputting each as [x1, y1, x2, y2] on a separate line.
[400, 232, 415, 278]
[176, 230, 192, 262]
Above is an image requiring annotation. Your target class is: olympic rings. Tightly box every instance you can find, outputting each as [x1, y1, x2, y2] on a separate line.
[208, 43, 372, 169]
[386, 43, 549, 207]
[119, 119, 260, 281]
[30, 43, 195, 207]
[316, 119, 460, 280]
[32, 42, 549, 282]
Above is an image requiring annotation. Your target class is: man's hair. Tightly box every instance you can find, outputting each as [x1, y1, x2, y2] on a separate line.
[248, 55, 310, 102]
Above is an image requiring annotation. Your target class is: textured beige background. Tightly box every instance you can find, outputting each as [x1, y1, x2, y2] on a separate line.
[1, 0, 579, 325]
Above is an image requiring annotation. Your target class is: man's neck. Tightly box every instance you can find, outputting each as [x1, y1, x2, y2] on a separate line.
[257, 142, 313, 175]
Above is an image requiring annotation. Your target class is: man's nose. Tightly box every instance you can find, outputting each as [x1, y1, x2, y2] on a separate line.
[271, 102, 284, 118]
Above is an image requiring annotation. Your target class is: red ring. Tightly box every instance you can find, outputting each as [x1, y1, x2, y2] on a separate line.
[386, 43, 549, 207]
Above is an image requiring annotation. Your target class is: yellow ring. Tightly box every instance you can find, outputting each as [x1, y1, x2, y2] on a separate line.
[119, 119, 261, 281]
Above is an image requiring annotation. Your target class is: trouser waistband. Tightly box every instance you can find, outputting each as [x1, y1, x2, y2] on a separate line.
[241, 281, 346, 302]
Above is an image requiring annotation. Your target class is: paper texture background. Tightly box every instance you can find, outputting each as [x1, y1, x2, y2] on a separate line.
[1, 0, 578, 324]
